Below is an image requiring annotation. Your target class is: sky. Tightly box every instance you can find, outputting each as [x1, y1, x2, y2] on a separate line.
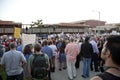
[0, 0, 120, 24]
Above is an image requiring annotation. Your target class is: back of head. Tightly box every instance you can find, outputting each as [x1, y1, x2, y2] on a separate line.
[10, 42, 17, 49]
[70, 38, 74, 42]
[23, 44, 33, 54]
[42, 40, 48, 46]
[106, 35, 120, 66]
[34, 43, 41, 52]
[48, 40, 52, 45]
[85, 36, 90, 42]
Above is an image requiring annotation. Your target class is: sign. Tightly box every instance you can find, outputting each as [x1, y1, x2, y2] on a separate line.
[110, 30, 117, 35]
[22, 33, 36, 45]
[14, 27, 21, 38]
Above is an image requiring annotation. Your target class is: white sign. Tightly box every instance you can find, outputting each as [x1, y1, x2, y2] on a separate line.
[22, 33, 36, 45]
[110, 30, 117, 35]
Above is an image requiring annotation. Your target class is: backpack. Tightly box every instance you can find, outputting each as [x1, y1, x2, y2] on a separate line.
[0, 75, 3, 80]
[97, 72, 120, 80]
[31, 53, 48, 79]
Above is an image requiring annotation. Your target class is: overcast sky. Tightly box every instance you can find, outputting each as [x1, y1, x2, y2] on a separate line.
[0, 0, 120, 24]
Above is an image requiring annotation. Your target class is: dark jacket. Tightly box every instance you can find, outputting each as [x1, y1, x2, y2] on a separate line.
[81, 42, 93, 58]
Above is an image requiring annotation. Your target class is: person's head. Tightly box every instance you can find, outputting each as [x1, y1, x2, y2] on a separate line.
[18, 39, 23, 45]
[9, 42, 17, 50]
[23, 44, 34, 54]
[48, 40, 52, 45]
[101, 35, 120, 66]
[79, 38, 83, 42]
[34, 43, 41, 53]
[42, 40, 48, 46]
[69, 38, 74, 42]
[85, 36, 90, 42]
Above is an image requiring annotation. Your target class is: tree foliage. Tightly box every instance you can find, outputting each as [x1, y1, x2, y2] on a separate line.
[30, 19, 43, 27]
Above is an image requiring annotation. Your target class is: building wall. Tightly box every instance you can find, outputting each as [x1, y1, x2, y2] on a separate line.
[26, 27, 89, 34]
[0, 25, 22, 35]
[0, 20, 22, 35]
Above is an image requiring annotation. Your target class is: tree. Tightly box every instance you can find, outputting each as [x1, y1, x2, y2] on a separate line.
[31, 19, 43, 27]
[30, 19, 43, 33]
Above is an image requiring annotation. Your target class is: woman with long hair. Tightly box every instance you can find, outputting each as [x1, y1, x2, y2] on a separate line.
[23, 44, 34, 80]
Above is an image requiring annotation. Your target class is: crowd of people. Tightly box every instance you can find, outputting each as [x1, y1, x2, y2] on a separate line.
[0, 33, 120, 80]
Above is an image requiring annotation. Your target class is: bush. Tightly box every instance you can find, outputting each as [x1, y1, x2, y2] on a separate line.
[0, 66, 27, 80]
[0, 66, 6, 80]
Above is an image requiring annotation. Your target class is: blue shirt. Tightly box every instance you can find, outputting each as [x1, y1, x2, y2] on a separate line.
[1, 50, 26, 76]
[90, 40, 99, 54]
[41, 46, 53, 59]
[24, 53, 32, 63]
[16, 45, 22, 52]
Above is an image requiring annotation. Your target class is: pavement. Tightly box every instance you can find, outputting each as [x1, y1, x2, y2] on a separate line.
[51, 60, 100, 80]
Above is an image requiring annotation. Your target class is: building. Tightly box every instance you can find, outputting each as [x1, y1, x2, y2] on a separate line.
[0, 19, 107, 36]
[27, 20, 105, 34]
[0, 20, 22, 35]
[72, 19, 106, 27]
[23, 22, 91, 35]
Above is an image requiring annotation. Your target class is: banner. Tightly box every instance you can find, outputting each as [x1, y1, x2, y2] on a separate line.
[14, 27, 21, 38]
[22, 33, 36, 45]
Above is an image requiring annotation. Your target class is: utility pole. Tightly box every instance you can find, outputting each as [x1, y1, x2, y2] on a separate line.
[98, 11, 100, 26]
[92, 10, 101, 34]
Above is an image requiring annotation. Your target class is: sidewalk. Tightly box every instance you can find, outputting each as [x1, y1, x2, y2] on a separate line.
[51, 61, 100, 80]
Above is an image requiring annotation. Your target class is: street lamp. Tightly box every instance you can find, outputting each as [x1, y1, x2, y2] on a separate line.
[92, 10, 101, 25]
[92, 10, 101, 34]
[98, 11, 100, 26]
